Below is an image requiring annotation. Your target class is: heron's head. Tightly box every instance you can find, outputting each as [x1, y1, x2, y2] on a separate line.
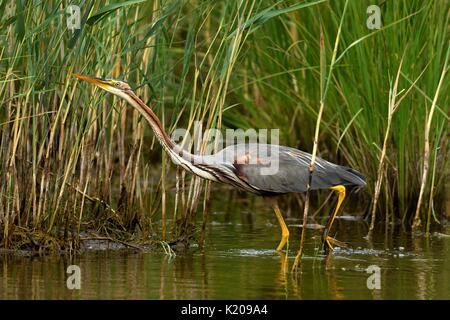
[72, 73, 132, 100]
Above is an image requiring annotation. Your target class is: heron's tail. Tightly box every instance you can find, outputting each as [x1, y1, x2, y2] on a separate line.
[339, 166, 366, 188]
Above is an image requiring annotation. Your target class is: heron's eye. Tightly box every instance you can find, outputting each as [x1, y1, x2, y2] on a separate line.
[114, 82, 121, 87]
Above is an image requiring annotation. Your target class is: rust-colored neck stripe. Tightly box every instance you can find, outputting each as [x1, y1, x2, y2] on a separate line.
[127, 92, 174, 149]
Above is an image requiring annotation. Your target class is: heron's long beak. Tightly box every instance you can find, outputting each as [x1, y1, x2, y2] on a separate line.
[72, 73, 106, 86]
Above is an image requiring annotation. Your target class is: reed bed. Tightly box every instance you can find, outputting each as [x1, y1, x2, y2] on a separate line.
[0, 0, 448, 251]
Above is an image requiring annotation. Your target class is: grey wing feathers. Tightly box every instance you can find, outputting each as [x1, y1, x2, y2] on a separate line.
[229, 144, 366, 194]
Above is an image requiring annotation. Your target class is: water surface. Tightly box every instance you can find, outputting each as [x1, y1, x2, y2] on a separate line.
[1, 197, 449, 299]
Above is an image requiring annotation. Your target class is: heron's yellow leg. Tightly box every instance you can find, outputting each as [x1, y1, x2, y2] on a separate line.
[271, 202, 290, 252]
[323, 185, 347, 253]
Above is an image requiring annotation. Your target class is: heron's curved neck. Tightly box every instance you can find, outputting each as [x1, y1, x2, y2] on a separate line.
[124, 91, 197, 163]
[125, 92, 173, 148]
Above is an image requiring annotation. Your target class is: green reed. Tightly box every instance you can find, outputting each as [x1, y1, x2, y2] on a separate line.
[0, 0, 448, 251]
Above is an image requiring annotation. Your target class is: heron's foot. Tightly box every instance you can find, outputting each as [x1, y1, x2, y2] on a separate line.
[276, 230, 290, 252]
[323, 236, 347, 254]
[278, 252, 289, 274]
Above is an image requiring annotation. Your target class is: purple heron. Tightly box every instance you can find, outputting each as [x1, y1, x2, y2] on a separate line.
[73, 74, 366, 253]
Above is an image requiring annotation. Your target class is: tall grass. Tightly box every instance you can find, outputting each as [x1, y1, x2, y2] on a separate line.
[0, 0, 448, 251]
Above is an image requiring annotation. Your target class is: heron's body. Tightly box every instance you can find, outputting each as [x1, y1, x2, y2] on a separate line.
[171, 143, 365, 196]
[73, 74, 366, 253]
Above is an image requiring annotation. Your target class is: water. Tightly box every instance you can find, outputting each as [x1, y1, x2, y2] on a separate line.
[1, 197, 449, 299]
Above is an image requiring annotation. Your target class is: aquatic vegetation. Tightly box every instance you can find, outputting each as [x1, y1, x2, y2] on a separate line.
[0, 0, 448, 251]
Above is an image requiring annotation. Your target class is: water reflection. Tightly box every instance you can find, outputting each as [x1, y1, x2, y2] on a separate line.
[0, 196, 449, 299]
